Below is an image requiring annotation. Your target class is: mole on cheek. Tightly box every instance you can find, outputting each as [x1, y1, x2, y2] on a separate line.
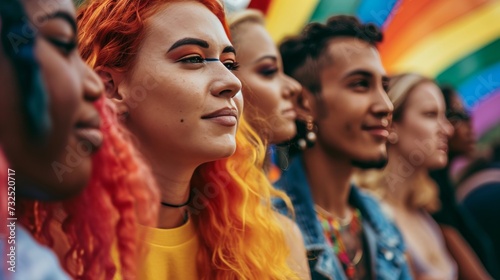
[180, 119, 184, 123]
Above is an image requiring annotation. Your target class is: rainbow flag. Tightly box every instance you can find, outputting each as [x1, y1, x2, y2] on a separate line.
[246, 0, 500, 147]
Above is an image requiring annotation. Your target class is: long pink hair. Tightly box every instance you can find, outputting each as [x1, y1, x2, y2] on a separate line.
[18, 98, 160, 279]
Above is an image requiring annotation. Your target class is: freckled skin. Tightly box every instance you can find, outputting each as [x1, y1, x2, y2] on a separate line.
[114, 2, 242, 165]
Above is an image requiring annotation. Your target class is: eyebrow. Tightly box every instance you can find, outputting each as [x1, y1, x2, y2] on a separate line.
[343, 69, 388, 82]
[167, 37, 236, 55]
[254, 55, 277, 64]
[42, 11, 77, 34]
[223, 46, 236, 55]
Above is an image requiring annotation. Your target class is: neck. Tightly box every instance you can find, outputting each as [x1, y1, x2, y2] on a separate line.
[147, 156, 198, 229]
[303, 145, 353, 220]
[383, 150, 428, 209]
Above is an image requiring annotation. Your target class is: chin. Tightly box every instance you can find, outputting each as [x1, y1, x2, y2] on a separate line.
[202, 144, 237, 162]
[351, 151, 388, 170]
[427, 157, 449, 170]
[272, 128, 296, 145]
[49, 161, 92, 199]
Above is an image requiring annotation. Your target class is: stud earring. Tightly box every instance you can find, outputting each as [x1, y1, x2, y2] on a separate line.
[388, 132, 398, 144]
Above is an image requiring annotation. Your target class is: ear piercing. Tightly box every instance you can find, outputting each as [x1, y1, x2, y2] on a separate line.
[388, 132, 399, 144]
[298, 116, 317, 150]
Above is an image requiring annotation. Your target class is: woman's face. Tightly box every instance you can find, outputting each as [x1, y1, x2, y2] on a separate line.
[392, 82, 454, 170]
[447, 93, 475, 157]
[232, 21, 301, 144]
[115, 1, 242, 166]
[0, 0, 103, 199]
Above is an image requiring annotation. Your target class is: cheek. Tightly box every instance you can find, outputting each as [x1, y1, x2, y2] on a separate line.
[243, 76, 281, 114]
[234, 92, 244, 116]
[39, 58, 82, 151]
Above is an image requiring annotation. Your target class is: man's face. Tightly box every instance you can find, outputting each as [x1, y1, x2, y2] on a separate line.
[310, 37, 393, 168]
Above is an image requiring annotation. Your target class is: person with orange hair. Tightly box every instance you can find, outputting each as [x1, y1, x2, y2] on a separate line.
[77, 0, 309, 279]
[0, 0, 159, 279]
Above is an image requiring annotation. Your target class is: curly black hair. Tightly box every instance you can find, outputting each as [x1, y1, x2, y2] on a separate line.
[278, 16, 383, 154]
[280, 15, 383, 96]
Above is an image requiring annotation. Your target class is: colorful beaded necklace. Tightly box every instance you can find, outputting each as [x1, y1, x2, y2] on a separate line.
[315, 205, 363, 279]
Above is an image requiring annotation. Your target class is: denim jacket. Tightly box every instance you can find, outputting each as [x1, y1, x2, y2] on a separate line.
[274, 155, 413, 280]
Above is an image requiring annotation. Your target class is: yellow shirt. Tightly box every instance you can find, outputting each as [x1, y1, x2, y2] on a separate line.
[139, 218, 199, 280]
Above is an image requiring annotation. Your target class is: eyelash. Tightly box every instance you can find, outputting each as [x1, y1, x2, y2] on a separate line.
[179, 55, 240, 71]
[259, 68, 278, 77]
[45, 37, 77, 56]
[225, 61, 240, 71]
[382, 81, 389, 93]
[351, 80, 369, 91]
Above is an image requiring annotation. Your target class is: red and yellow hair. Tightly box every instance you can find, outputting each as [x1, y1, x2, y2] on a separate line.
[18, 98, 160, 280]
[78, 0, 297, 278]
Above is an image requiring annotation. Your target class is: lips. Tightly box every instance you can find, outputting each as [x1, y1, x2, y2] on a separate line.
[362, 125, 389, 138]
[74, 114, 103, 151]
[437, 141, 448, 153]
[201, 107, 238, 127]
[282, 108, 297, 119]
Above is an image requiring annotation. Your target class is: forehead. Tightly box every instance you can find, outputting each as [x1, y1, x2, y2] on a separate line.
[23, 0, 75, 19]
[408, 82, 445, 108]
[144, 1, 230, 48]
[321, 37, 385, 78]
[233, 22, 277, 62]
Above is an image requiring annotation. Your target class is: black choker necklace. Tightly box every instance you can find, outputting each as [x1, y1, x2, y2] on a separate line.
[161, 191, 193, 208]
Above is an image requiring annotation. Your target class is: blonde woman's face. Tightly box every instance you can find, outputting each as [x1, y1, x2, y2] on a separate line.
[392, 82, 454, 170]
[233, 22, 301, 144]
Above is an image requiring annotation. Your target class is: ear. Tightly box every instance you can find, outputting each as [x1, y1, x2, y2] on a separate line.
[295, 88, 316, 122]
[95, 66, 128, 115]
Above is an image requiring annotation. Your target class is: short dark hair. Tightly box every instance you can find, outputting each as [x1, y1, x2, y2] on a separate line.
[439, 85, 456, 111]
[279, 15, 383, 95]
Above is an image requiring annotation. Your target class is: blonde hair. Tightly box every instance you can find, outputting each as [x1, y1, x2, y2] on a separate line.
[228, 9, 265, 37]
[355, 73, 440, 213]
[228, 9, 277, 145]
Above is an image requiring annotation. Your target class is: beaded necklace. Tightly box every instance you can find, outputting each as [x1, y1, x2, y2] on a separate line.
[315, 205, 364, 279]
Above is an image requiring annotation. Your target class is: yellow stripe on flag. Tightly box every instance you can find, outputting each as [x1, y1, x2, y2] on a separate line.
[265, 0, 320, 43]
[389, 1, 500, 77]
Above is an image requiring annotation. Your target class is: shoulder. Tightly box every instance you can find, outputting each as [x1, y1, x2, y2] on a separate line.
[15, 226, 70, 280]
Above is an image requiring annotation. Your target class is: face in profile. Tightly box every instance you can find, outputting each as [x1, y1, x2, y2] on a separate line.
[447, 92, 475, 157]
[0, 0, 103, 199]
[110, 1, 242, 165]
[232, 21, 301, 144]
[311, 37, 393, 168]
[392, 82, 454, 170]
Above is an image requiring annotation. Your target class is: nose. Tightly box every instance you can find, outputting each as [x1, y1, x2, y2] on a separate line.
[82, 62, 104, 102]
[209, 64, 242, 99]
[372, 86, 393, 118]
[282, 73, 302, 99]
